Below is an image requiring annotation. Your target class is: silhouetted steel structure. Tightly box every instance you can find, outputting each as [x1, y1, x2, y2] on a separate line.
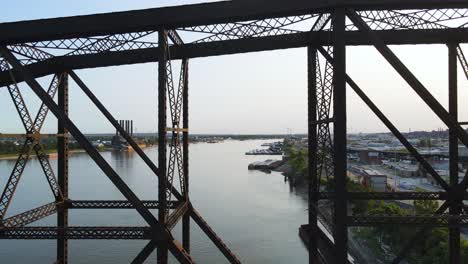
[0, 0, 468, 263]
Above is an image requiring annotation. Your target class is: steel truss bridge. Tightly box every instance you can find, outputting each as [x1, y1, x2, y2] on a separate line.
[0, 0, 468, 263]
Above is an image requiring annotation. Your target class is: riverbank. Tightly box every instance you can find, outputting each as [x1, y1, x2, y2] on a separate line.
[0, 149, 87, 161]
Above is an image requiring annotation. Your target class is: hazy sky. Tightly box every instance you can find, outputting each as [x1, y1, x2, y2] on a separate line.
[1, 1, 467, 135]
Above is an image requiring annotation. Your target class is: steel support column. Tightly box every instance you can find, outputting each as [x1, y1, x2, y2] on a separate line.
[308, 45, 319, 263]
[332, 8, 348, 263]
[448, 42, 460, 264]
[57, 72, 69, 264]
[158, 29, 169, 264]
[182, 58, 190, 252]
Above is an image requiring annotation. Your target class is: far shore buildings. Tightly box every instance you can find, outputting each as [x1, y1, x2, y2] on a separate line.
[288, 133, 468, 190]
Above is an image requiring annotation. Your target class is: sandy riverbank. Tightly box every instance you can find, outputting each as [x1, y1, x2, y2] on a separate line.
[0, 149, 87, 161]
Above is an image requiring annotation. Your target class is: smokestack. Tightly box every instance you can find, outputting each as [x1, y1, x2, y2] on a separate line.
[131, 120, 134, 137]
[119, 120, 124, 136]
[127, 120, 130, 135]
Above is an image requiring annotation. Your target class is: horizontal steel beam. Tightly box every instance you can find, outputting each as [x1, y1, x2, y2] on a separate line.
[1, 28, 467, 88]
[348, 215, 468, 227]
[319, 192, 468, 200]
[0, 226, 152, 239]
[69, 200, 179, 209]
[0, 133, 67, 139]
[0, 0, 466, 45]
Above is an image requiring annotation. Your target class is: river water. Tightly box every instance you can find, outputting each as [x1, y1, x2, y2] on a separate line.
[0, 139, 308, 263]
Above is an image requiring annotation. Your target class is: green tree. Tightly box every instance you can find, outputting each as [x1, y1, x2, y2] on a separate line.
[417, 138, 432, 148]
[286, 146, 308, 180]
[414, 199, 438, 215]
[413, 188, 439, 215]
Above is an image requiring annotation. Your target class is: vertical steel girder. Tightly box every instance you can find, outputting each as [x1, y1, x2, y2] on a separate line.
[182, 53, 190, 253]
[165, 29, 188, 212]
[448, 42, 461, 264]
[158, 29, 169, 264]
[57, 72, 69, 264]
[163, 28, 192, 260]
[316, 50, 334, 186]
[307, 14, 333, 262]
[312, 14, 334, 194]
[332, 8, 348, 263]
[165, 57, 188, 216]
[307, 45, 319, 263]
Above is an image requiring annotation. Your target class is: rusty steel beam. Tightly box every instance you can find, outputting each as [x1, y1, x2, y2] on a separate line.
[158, 29, 169, 264]
[167, 202, 189, 230]
[0, 226, 153, 239]
[182, 60, 190, 252]
[2, 202, 59, 228]
[0, 0, 466, 45]
[131, 240, 158, 264]
[69, 200, 179, 209]
[57, 71, 69, 264]
[448, 42, 461, 264]
[332, 8, 348, 263]
[1, 28, 468, 88]
[0, 133, 67, 139]
[308, 45, 319, 263]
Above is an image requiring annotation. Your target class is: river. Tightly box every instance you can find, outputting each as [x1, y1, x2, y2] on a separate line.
[0, 139, 309, 263]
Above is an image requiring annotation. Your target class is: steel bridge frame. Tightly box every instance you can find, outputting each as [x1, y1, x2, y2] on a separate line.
[0, 1, 468, 263]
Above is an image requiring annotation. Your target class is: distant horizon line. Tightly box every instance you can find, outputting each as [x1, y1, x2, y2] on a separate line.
[77, 129, 457, 136]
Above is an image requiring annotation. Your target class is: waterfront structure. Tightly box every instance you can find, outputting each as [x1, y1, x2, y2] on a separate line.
[111, 120, 135, 150]
[0, 1, 468, 263]
[362, 169, 388, 192]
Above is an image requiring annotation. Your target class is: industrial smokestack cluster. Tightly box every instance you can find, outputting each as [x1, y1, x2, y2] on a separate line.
[116, 120, 134, 137]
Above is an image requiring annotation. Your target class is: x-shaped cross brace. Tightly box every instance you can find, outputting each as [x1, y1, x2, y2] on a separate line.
[0, 61, 63, 221]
